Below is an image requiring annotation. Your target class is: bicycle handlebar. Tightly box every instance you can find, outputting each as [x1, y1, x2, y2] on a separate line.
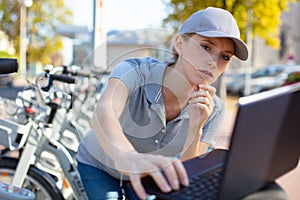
[62, 65, 110, 78]
[62, 66, 91, 78]
[51, 74, 76, 84]
[41, 74, 76, 92]
[90, 68, 110, 77]
[0, 58, 18, 74]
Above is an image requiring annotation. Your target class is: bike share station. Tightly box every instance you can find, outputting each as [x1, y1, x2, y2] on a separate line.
[0, 112, 34, 200]
[1, 58, 91, 199]
[0, 58, 35, 200]
[0, 182, 35, 200]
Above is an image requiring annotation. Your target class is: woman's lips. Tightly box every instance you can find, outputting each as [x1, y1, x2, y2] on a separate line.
[198, 70, 214, 80]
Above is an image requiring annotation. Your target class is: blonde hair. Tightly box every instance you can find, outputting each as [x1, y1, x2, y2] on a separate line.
[165, 33, 194, 66]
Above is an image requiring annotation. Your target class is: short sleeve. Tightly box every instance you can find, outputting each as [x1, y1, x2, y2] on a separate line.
[109, 58, 143, 95]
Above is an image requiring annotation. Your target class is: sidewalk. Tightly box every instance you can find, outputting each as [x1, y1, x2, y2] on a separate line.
[13, 76, 28, 87]
[219, 95, 300, 200]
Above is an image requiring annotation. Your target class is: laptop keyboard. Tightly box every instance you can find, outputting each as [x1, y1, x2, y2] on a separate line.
[167, 168, 223, 200]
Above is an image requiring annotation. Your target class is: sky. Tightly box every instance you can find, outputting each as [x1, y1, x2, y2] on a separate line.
[64, 0, 169, 31]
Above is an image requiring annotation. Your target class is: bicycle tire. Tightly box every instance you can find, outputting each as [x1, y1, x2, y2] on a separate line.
[0, 156, 64, 200]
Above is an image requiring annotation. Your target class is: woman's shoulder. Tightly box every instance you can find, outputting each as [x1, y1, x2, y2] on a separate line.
[112, 57, 166, 76]
[122, 57, 164, 67]
[109, 57, 166, 91]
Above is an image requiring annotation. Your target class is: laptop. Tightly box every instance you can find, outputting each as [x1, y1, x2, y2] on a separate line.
[138, 82, 300, 200]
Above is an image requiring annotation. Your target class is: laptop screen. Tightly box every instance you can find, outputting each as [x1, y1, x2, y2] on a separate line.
[219, 82, 300, 199]
[135, 83, 300, 200]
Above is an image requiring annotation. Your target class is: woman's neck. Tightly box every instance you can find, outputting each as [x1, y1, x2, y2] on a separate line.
[162, 66, 192, 121]
[163, 66, 192, 101]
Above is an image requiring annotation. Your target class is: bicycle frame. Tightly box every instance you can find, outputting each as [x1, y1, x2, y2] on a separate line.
[11, 118, 88, 200]
[1, 66, 107, 200]
[5, 72, 89, 200]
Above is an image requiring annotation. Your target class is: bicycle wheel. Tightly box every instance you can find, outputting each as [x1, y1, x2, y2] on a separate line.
[0, 156, 64, 200]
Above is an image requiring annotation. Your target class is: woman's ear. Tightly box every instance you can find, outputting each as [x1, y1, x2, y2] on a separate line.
[174, 35, 183, 56]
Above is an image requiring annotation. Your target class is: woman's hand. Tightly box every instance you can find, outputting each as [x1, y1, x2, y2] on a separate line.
[188, 84, 216, 132]
[114, 152, 189, 199]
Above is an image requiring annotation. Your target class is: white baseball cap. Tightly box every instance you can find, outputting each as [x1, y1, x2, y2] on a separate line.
[179, 7, 248, 61]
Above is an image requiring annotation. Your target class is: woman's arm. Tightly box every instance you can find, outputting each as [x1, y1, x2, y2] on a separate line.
[181, 136, 209, 161]
[180, 84, 215, 161]
[90, 78, 189, 199]
[90, 78, 136, 157]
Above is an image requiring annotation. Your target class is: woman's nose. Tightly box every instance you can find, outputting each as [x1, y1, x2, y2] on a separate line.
[207, 54, 217, 68]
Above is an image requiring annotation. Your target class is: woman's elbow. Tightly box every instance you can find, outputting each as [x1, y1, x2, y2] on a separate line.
[90, 102, 110, 128]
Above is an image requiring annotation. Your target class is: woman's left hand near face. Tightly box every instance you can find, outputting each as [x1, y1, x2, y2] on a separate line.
[188, 84, 216, 132]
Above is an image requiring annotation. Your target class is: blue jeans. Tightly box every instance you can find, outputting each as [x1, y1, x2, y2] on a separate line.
[77, 161, 140, 200]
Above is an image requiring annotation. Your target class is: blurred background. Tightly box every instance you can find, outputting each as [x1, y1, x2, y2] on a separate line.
[1, 0, 300, 94]
[1, 1, 300, 199]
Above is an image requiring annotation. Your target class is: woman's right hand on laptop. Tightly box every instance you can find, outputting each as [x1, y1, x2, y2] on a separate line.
[114, 151, 189, 199]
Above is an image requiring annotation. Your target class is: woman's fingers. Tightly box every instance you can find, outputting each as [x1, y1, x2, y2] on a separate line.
[190, 96, 211, 106]
[150, 170, 172, 192]
[198, 84, 216, 97]
[130, 173, 148, 199]
[128, 155, 189, 199]
[162, 162, 180, 190]
[148, 155, 184, 190]
[188, 84, 215, 130]
[173, 158, 189, 187]
[190, 84, 215, 109]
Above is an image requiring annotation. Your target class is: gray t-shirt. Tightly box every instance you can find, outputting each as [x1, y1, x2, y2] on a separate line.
[76, 57, 225, 179]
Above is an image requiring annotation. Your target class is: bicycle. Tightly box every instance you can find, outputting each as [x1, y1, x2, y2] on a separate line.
[38, 65, 108, 152]
[1, 69, 89, 199]
[0, 58, 36, 200]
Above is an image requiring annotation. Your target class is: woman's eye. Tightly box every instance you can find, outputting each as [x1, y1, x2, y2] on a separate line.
[201, 44, 210, 51]
[222, 55, 230, 61]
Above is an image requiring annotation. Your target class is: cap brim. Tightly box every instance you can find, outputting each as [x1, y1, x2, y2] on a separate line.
[195, 31, 249, 61]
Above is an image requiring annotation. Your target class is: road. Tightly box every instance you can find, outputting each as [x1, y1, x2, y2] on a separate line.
[0, 85, 25, 100]
[0, 76, 30, 99]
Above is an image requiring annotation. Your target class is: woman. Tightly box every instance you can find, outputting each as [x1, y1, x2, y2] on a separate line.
[77, 7, 248, 200]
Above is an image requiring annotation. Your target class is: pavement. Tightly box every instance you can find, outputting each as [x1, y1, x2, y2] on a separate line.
[0, 77, 28, 99]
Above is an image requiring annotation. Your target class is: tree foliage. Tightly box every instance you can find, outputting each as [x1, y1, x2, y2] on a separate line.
[0, 0, 73, 64]
[163, 0, 297, 49]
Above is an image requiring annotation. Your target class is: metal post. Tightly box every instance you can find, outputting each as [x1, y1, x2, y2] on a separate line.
[93, 0, 107, 69]
[19, 0, 33, 78]
[244, 9, 253, 96]
[19, 4, 27, 77]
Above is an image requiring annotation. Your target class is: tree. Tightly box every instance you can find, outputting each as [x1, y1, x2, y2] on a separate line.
[162, 0, 297, 49]
[0, 0, 73, 65]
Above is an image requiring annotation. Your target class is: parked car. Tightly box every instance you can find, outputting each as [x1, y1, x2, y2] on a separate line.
[251, 64, 287, 78]
[225, 72, 245, 95]
[281, 65, 300, 86]
[0, 74, 13, 87]
[249, 74, 284, 94]
[226, 64, 297, 96]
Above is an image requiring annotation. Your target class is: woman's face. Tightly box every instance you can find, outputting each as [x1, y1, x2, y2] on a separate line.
[176, 34, 234, 85]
